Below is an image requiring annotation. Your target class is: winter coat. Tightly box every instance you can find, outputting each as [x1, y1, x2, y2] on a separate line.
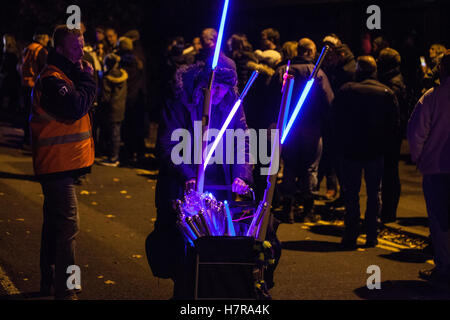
[155, 60, 253, 217]
[324, 44, 356, 92]
[407, 77, 450, 174]
[270, 56, 334, 140]
[100, 68, 128, 122]
[379, 68, 410, 136]
[118, 50, 144, 104]
[332, 78, 400, 161]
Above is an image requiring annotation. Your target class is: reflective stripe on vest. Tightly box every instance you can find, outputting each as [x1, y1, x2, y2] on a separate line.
[36, 130, 92, 147]
[30, 64, 94, 176]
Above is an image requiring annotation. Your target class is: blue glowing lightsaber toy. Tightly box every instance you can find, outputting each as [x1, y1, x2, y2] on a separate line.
[203, 70, 259, 170]
[280, 45, 330, 144]
[212, 0, 230, 70]
[196, 0, 231, 194]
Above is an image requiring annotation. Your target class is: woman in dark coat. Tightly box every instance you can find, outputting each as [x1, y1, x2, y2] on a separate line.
[149, 55, 253, 299]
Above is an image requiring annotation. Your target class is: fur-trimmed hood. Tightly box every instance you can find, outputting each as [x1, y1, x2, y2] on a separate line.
[104, 68, 128, 84]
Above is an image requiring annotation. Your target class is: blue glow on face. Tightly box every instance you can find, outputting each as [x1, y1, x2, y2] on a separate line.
[281, 78, 315, 144]
[212, 0, 230, 70]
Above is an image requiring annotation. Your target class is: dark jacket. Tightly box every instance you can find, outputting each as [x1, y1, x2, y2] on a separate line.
[118, 50, 144, 103]
[155, 60, 253, 216]
[232, 50, 259, 92]
[323, 44, 356, 92]
[332, 78, 400, 160]
[270, 56, 334, 140]
[39, 50, 97, 121]
[379, 68, 409, 136]
[100, 67, 128, 122]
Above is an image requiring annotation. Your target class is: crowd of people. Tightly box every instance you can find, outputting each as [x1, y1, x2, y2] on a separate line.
[0, 23, 449, 298]
[0, 23, 148, 167]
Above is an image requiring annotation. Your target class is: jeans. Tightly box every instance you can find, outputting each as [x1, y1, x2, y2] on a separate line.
[40, 176, 79, 297]
[341, 157, 384, 242]
[423, 173, 450, 275]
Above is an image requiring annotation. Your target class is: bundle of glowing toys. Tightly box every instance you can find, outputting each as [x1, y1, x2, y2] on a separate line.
[175, 190, 265, 245]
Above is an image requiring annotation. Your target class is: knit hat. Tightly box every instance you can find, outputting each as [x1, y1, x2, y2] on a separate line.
[117, 36, 133, 51]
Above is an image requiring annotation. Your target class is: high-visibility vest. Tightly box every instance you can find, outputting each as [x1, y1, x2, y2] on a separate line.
[21, 42, 47, 87]
[30, 64, 94, 176]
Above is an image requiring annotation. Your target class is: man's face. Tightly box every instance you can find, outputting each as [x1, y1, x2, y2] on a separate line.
[193, 37, 202, 52]
[96, 31, 105, 42]
[58, 34, 84, 64]
[106, 29, 117, 47]
[211, 83, 229, 105]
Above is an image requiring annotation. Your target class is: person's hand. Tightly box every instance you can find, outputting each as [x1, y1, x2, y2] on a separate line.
[232, 178, 248, 195]
[81, 60, 94, 75]
[185, 178, 196, 192]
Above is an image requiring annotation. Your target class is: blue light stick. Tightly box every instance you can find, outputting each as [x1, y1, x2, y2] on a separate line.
[196, 0, 231, 194]
[212, 0, 230, 70]
[280, 45, 330, 144]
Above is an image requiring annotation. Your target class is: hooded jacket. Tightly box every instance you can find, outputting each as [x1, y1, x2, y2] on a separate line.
[100, 67, 128, 122]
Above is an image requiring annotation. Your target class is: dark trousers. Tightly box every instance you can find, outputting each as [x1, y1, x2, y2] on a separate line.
[103, 121, 122, 160]
[40, 176, 79, 297]
[381, 137, 402, 222]
[317, 130, 338, 192]
[123, 99, 146, 160]
[280, 136, 322, 214]
[342, 157, 384, 242]
[423, 173, 450, 275]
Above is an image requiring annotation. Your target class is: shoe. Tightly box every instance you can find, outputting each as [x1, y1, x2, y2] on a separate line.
[365, 239, 378, 247]
[341, 237, 357, 250]
[419, 268, 450, 290]
[97, 158, 120, 167]
[303, 213, 320, 223]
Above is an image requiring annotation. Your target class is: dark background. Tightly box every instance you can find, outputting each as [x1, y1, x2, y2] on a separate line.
[1, 0, 449, 111]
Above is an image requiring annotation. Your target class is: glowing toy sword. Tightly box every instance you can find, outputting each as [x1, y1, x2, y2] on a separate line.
[196, 0, 231, 193]
[280, 45, 330, 144]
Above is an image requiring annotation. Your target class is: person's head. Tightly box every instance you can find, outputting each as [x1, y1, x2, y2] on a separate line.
[52, 25, 84, 63]
[80, 22, 86, 35]
[356, 55, 377, 81]
[117, 36, 133, 52]
[429, 43, 446, 60]
[211, 82, 230, 105]
[124, 30, 140, 42]
[297, 38, 316, 61]
[103, 53, 120, 72]
[438, 50, 450, 81]
[372, 36, 389, 58]
[377, 47, 401, 73]
[95, 28, 105, 42]
[33, 33, 50, 47]
[261, 28, 280, 50]
[168, 36, 184, 56]
[322, 34, 343, 67]
[281, 41, 298, 60]
[105, 28, 118, 47]
[229, 34, 252, 53]
[2, 34, 17, 53]
[193, 37, 202, 52]
[201, 28, 217, 50]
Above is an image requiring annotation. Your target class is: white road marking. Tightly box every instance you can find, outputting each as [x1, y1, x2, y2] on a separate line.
[0, 265, 20, 295]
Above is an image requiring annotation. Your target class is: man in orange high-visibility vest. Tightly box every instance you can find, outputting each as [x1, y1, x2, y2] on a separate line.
[30, 25, 96, 300]
[21, 32, 49, 147]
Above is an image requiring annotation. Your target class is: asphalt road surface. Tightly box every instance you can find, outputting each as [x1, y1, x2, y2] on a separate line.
[1, 122, 449, 300]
